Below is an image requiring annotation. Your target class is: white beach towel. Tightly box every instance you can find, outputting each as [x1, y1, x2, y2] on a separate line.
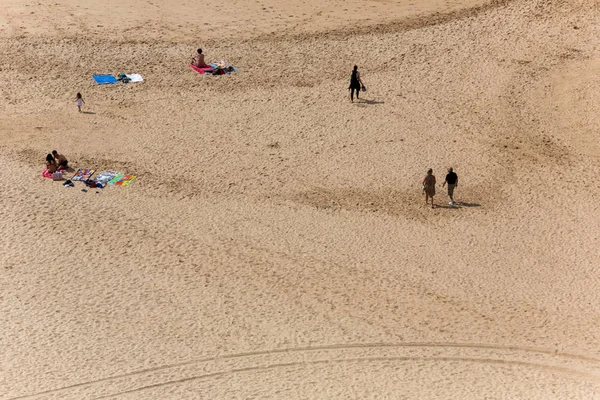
[126, 74, 144, 83]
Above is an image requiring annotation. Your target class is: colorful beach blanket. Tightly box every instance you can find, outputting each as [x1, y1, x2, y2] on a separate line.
[107, 173, 125, 185]
[209, 61, 237, 74]
[93, 74, 118, 85]
[71, 169, 95, 181]
[42, 169, 53, 179]
[115, 175, 136, 186]
[94, 170, 120, 185]
[190, 64, 215, 74]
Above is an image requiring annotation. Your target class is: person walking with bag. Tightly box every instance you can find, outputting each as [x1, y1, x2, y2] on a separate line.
[349, 65, 365, 103]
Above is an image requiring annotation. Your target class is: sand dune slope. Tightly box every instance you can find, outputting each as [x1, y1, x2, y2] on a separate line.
[1, 0, 599, 398]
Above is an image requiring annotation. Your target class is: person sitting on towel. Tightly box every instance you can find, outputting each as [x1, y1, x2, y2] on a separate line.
[52, 150, 68, 169]
[192, 48, 208, 68]
[46, 154, 57, 173]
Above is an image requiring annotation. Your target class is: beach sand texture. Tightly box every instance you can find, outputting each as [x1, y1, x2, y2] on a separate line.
[1, 0, 600, 398]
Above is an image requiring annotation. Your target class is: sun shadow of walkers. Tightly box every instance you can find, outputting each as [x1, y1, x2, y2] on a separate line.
[434, 201, 481, 209]
[360, 99, 384, 105]
[434, 204, 460, 209]
[456, 202, 481, 207]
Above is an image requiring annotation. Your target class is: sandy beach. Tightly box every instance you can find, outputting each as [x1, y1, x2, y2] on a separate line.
[1, 0, 599, 398]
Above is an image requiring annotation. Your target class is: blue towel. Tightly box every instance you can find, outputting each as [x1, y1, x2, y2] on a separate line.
[93, 74, 118, 84]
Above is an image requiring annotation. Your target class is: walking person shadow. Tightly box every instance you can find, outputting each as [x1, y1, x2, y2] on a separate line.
[435, 201, 481, 209]
[356, 99, 384, 106]
[454, 202, 481, 207]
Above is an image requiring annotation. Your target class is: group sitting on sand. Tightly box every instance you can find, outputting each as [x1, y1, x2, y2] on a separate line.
[45, 150, 69, 173]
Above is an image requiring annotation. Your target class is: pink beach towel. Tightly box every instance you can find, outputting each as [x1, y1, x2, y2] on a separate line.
[190, 64, 215, 74]
[42, 168, 66, 179]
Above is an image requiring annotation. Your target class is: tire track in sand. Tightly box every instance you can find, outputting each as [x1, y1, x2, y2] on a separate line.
[10, 342, 600, 399]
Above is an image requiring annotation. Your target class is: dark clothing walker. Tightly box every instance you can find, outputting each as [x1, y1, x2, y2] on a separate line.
[445, 171, 458, 200]
[445, 172, 458, 185]
[349, 70, 361, 89]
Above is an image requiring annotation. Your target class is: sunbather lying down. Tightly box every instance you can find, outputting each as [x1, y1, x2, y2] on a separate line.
[192, 48, 208, 68]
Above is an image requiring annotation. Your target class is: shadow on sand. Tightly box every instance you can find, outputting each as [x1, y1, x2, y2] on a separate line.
[81, 111, 96, 115]
[434, 204, 459, 209]
[435, 202, 481, 209]
[456, 202, 481, 207]
[356, 99, 384, 106]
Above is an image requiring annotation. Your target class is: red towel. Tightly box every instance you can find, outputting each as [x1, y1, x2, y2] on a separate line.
[190, 64, 215, 74]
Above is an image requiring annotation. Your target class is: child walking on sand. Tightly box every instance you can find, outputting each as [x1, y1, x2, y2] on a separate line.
[75, 92, 85, 112]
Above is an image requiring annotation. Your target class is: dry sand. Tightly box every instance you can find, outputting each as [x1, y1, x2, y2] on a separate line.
[1, 0, 600, 398]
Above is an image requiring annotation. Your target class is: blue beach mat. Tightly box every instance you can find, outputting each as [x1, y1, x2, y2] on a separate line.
[93, 74, 118, 85]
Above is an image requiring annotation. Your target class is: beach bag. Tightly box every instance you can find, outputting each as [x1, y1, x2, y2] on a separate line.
[52, 171, 64, 181]
[117, 73, 131, 83]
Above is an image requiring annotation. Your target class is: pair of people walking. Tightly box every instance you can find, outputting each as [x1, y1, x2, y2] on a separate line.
[422, 168, 458, 208]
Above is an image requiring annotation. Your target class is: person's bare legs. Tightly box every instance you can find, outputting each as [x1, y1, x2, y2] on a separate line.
[350, 88, 358, 103]
[425, 192, 435, 208]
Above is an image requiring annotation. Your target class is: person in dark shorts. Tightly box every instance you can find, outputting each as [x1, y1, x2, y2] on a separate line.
[348, 65, 364, 103]
[442, 167, 458, 205]
[52, 150, 69, 169]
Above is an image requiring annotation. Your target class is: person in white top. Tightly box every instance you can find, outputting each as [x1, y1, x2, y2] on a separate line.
[75, 92, 85, 113]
